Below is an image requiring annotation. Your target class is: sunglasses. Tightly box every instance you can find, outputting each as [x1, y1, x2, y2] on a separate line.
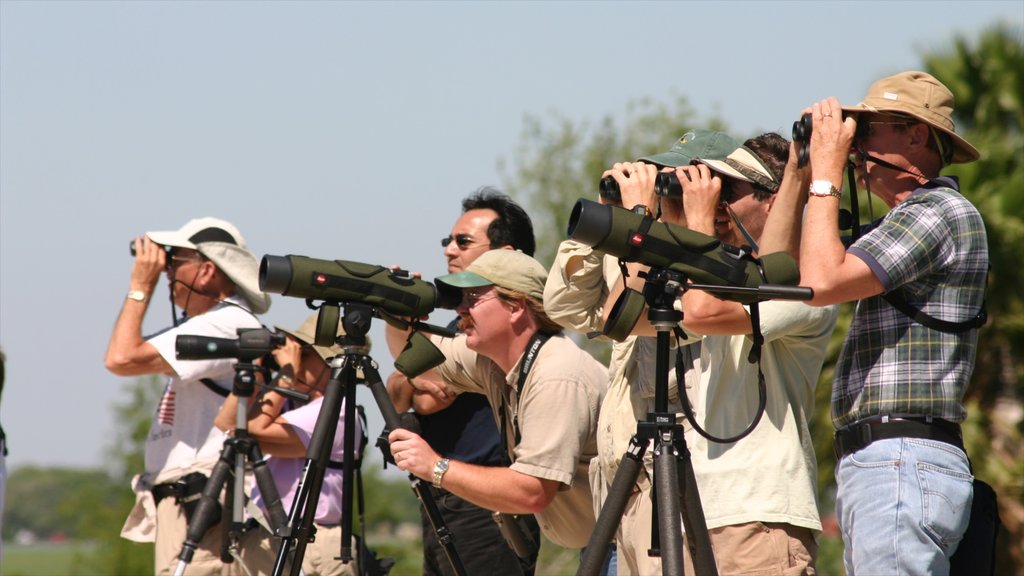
[854, 116, 913, 141]
[462, 290, 499, 308]
[440, 234, 480, 250]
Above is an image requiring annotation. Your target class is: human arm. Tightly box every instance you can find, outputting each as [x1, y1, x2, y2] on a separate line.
[799, 97, 884, 305]
[104, 236, 173, 376]
[388, 427, 559, 514]
[757, 140, 812, 259]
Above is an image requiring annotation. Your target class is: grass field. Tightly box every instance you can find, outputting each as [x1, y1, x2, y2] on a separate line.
[2, 542, 98, 576]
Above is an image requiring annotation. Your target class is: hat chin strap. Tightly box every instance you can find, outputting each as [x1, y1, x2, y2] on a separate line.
[722, 203, 759, 254]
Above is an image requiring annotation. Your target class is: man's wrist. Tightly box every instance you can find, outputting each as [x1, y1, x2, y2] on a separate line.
[432, 458, 450, 489]
[126, 290, 149, 303]
[809, 180, 842, 200]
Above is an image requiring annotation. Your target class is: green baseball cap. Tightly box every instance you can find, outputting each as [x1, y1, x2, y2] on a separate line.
[436, 249, 547, 304]
[639, 130, 739, 168]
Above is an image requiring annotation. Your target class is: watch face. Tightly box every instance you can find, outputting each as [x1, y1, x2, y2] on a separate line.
[811, 181, 832, 194]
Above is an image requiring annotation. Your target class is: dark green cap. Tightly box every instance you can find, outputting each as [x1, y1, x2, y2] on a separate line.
[639, 130, 739, 168]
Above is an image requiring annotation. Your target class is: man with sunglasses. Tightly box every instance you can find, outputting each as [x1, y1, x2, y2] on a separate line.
[105, 217, 271, 575]
[778, 71, 988, 574]
[387, 250, 607, 564]
[387, 188, 541, 576]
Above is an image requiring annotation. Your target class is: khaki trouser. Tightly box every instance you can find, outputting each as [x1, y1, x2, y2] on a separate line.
[236, 523, 358, 576]
[154, 496, 229, 576]
[683, 521, 817, 576]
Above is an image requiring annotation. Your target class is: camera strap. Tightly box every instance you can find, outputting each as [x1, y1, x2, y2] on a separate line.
[846, 164, 988, 333]
[499, 333, 550, 466]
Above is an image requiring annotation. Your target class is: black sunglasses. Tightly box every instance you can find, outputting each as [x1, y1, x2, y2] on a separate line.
[440, 234, 477, 250]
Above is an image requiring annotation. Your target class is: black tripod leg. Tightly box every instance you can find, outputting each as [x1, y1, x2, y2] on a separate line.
[247, 441, 289, 533]
[675, 441, 717, 576]
[273, 358, 351, 576]
[654, 437, 684, 576]
[362, 359, 468, 576]
[173, 441, 234, 576]
[577, 439, 646, 576]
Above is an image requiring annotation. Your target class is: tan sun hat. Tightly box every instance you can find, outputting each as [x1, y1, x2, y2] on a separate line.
[146, 217, 272, 314]
[842, 70, 979, 164]
[435, 249, 547, 303]
[275, 314, 347, 362]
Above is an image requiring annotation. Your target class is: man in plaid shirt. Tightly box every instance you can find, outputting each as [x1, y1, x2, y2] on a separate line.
[770, 71, 988, 575]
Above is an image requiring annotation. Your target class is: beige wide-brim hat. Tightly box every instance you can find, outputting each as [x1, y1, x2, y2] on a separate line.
[841, 70, 979, 164]
[275, 313, 362, 361]
[146, 217, 272, 314]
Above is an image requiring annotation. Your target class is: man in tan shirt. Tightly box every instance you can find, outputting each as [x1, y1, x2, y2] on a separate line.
[387, 249, 608, 552]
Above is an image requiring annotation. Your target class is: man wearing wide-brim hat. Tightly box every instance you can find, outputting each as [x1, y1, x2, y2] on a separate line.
[777, 71, 989, 574]
[105, 217, 271, 575]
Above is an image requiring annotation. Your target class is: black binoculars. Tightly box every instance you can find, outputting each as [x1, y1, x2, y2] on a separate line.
[598, 172, 684, 202]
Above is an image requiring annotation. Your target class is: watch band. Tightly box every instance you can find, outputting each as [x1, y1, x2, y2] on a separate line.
[126, 290, 148, 303]
[432, 458, 450, 489]
[809, 180, 842, 200]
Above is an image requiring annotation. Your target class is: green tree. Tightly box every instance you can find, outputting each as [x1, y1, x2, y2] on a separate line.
[923, 22, 1024, 574]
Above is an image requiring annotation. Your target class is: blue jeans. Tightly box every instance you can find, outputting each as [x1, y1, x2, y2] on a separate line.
[835, 437, 973, 576]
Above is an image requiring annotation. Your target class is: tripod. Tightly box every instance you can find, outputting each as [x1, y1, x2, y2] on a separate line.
[271, 303, 467, 576]
[579, 268, 717, 576]
[173, 360, 305, 576]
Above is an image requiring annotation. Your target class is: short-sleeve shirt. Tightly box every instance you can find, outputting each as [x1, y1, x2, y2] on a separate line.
[252, 397, 361, 525]
[145, 297, 262, 482]
[835, 180, 988, 427]
[432, 333, 607, 549]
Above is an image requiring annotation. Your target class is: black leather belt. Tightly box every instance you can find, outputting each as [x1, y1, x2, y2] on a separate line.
[834, 416, 963, 460]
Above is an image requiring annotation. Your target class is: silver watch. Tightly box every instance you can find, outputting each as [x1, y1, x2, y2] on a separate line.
[432, 458, 450, 489]
[809, 180, 842, 200]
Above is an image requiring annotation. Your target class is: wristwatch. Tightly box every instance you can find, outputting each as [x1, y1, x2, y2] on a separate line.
[809, 180, 842, 200]
[631, 204, 653, 217]
[432, 458, 450, 489]
[126, 290, 148, 303]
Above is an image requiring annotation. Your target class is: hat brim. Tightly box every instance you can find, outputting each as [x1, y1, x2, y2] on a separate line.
[842, 103, 980, 164]
[275, 325, 344, 362]
[146, 230, 197, 250]
[197, 243, 272, 314]
[698, 159, 754, 183]
[637, 151, 695, 169]
[436, 271, 493, 306]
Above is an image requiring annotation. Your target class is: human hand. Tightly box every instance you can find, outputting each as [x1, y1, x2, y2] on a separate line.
[677, 164, 722, 236]
[129, 236, 166, 293]
[808, 97, 856, 184]
[271, 337, 302, 385]
[601, 161, 657, 209]
[388, 428, 440, 481]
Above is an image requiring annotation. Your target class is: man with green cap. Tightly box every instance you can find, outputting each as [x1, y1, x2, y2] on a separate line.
[545, 129, 738, 574]
[386, 249, 608, 561]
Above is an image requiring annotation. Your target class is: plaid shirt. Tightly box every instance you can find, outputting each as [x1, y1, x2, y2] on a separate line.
[833, 178, 988, 428]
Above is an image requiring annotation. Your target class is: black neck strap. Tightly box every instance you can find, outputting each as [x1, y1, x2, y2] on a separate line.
[499, 333, 550, 466]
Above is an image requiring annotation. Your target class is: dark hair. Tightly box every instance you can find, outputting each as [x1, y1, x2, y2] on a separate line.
[744, 132, 789, 201]
[462, 187, 536, 257]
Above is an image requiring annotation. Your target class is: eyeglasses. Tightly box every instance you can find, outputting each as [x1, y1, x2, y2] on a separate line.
[167, 252, 204, 269]
[440, 234, 481, 251]
[854, 119, 912, 141]
[461, 290, 499, 309]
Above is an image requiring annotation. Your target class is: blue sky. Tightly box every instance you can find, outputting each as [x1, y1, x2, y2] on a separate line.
[1, 1, 1020, 475]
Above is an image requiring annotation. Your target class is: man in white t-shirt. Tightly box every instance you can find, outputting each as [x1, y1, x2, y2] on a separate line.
[105, 217, 271, 576]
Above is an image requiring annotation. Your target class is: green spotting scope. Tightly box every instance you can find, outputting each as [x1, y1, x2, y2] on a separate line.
[260, 255, 460, 319]
[567, 198, 809, 304]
